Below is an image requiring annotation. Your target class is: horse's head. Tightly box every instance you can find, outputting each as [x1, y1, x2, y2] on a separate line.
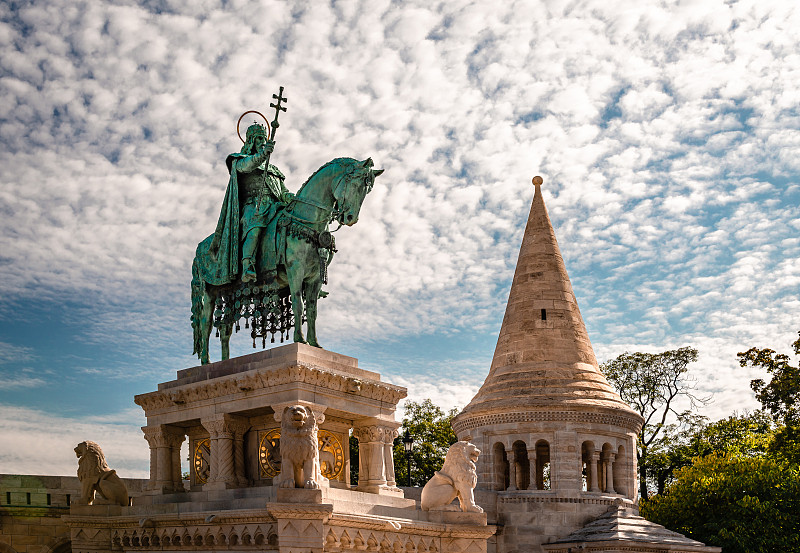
[334, 158, 383, 226]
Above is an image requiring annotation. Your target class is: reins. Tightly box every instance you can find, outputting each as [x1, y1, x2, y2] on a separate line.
[284, 169, 353, 232]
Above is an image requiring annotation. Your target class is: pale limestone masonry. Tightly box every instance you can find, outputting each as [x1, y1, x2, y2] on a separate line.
[64, 344, 496, 553]
[133, 344, 406, 495]
[542, 502, 719, 553]
[452, 178, 719, 553]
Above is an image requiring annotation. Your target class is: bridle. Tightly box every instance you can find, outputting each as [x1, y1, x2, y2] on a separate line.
[286, 168, 368, 231]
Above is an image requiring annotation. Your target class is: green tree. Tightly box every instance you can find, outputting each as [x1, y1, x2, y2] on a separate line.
[392, 399, 458, 487]
[644, 411, 774, 494]
[601, 347, 709, 500]
[640, 454, 800, 553]
[738, 330, 800, 464]
[640, 413, 706, 496]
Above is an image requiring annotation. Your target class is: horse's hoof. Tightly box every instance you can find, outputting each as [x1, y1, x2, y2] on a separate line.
[294, 337, 306, 344]
[308, 341, 322, 349]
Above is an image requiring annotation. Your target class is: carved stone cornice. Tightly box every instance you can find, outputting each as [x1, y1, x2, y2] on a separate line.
[62, 509, 277, 529]
[327, 513, 496, 539]
[134, 363, 406, 414]
[452, 409, 643, 435]
[267, 503, 333, 520]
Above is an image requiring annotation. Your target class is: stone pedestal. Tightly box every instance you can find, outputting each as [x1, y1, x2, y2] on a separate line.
[65, 345, 495, 553]
[134, 343, 406, 493]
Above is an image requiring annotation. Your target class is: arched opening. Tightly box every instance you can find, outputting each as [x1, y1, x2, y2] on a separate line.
[614, 445, 626, 496]
[512, 441, 530, 490]
[581, 441, 596, 492]
[535, 440, 550, 490]
[493, 442, 509, 491]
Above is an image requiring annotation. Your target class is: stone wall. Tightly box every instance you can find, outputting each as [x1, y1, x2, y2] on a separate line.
[0, 474, 145, 553]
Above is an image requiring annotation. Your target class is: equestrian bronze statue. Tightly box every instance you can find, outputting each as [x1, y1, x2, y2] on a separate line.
[191, 87, 383, 364]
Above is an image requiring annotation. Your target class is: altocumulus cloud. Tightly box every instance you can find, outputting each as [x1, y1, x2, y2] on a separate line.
[0, 0, 798, 472]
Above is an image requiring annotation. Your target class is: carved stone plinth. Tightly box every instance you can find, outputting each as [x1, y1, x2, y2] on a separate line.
[66, 345, 495, 553]
[134, 343, 406, 494]
[64, 484, 496, 553]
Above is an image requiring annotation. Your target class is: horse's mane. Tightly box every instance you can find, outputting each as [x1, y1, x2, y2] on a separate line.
[295, 158, 358, 195]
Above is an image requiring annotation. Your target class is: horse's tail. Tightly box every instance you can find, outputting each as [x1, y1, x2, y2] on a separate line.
[190, 256, 205, 357]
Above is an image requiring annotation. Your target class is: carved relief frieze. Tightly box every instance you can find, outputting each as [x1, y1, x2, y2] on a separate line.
[111, 523, 278, 550]
[134, 364, 406, 414]
[453, 410, 642, 434]
[66, 514, 279, 551]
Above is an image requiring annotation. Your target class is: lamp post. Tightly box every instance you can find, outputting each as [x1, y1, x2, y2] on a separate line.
[402, 429, 414, 487]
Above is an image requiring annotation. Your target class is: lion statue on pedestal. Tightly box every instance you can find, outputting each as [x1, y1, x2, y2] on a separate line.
[420, 441, 483, 513]
[275, 405, 328, 490]
[74, 440, 129, 506]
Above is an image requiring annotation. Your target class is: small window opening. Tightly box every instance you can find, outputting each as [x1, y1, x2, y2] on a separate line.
[26, 492, 31, 505]
[46, 493, 51, 505]
[6, 492, 10, 504]
[541, 309, 547, 320]
[66, 494, 71, 506]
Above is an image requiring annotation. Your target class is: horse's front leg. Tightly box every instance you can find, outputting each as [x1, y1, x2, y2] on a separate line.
[200, 290, 214, 364]
[304, 274, 323, 348]
[219, 323, 232, 361]
[286, 258, 306, 344]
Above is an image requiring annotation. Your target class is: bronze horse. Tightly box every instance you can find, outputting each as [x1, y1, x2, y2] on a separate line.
[191, 158, 382, 364]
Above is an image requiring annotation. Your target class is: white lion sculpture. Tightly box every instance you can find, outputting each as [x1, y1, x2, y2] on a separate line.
[420, 441, 483, 513]
[74, 441, 129, 506]
[275, 405, 328, 490]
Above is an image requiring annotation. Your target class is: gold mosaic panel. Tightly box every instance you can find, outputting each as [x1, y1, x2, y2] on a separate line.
[258, 428, 345, 480]
[193, 438, 210, 484]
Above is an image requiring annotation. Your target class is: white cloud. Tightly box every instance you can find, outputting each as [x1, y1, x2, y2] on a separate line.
[0, 0, 798, 478]
[0, 405, 149, 477]
[0, 375, 45, 390]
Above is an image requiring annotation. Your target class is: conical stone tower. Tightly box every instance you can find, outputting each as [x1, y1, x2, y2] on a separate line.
[452, 177, 644, 553]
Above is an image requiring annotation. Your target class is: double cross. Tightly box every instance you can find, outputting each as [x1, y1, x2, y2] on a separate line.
[269, 86, 287, 140]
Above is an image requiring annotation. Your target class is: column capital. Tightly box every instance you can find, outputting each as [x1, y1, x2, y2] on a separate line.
[353, 422, 399, 443]
[201, 413, 246, 439]
[142, 425, 184, 448]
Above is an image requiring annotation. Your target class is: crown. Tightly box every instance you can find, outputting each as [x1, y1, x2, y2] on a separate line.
[246, 122, 268, 140]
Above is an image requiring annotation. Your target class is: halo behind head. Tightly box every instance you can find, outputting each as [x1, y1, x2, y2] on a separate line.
[237, 110, 270, 142]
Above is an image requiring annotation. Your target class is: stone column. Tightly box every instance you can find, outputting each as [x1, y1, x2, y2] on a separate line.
[605, 452, 616, 494]
[506, 448, 517, 491]
[383, 428, 399, 487]
[202, 414, 239, 490]
[168, 432, 186, 492]
[527, 448, 537, 490]
[143, 427, 158, 490]
[353, 421, 402, 495]
[354, 425, 385, 488]
[142, 425, 185, 494]
[589, 451, 600, 492]
[230, 418, 251, 487]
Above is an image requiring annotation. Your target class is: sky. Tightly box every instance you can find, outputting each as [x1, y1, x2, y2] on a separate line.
[0, 0, 798, 479]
